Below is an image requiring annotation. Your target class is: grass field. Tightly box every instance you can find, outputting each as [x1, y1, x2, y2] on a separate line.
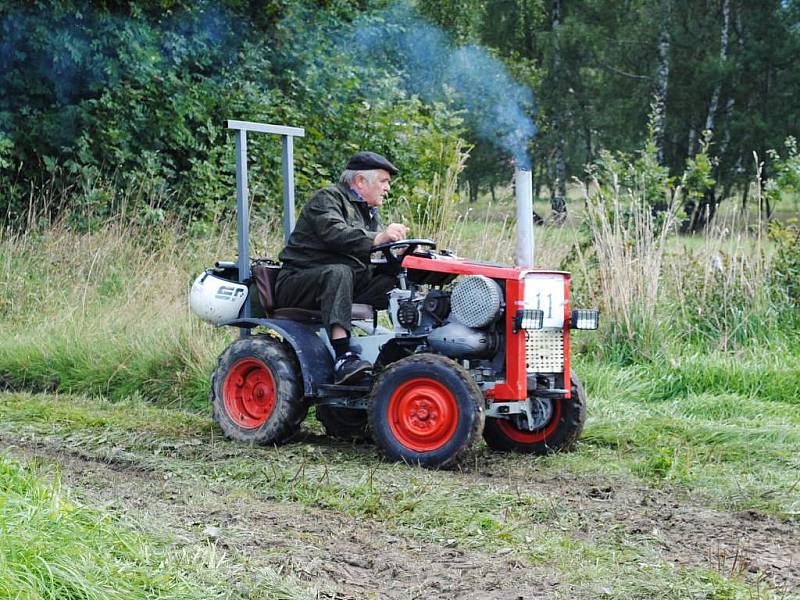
[1, 190, 799, 598]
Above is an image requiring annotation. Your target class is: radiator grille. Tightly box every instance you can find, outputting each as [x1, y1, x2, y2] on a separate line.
[526, 329, 564, 372]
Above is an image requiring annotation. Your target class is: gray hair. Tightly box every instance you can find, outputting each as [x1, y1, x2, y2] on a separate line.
[339, 169, 379, 186]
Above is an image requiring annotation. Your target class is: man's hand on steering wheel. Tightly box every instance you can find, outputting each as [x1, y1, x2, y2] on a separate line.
[370, 238, 437, 270]
[374, 223, 409, 246]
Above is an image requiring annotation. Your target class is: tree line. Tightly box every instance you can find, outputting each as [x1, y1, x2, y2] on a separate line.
[421, 0, 800, 227]
[1, 0, 798, 230]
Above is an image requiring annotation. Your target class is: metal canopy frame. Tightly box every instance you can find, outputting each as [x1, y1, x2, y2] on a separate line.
[226, 120, 305, 322]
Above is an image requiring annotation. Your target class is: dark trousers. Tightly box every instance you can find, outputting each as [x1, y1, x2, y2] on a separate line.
[275, 264, 395, 335]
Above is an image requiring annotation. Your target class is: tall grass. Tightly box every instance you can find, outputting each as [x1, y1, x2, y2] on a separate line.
[403, 139, 471, 245]
[0, 221, 232, 408]
[1, 148, 797, 408]
[573, 356, 800, 518]
[573, 163, 794, 363]
[579, 175, 681, 362]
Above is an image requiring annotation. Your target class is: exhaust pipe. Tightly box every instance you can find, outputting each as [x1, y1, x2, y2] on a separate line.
[514, 167, 535, 268]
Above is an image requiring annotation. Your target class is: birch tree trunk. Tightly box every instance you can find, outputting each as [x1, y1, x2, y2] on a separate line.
[689, 0, 732, 232]
[704, 0, 731, 134]
[550, 0, 567, 220]
[653, 0, 671, 165]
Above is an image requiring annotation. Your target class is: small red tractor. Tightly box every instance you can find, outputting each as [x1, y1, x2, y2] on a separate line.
[190, 121, 598, 468]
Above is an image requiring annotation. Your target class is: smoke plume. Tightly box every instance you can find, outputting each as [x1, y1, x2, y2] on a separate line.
[348, 3, 537, 167]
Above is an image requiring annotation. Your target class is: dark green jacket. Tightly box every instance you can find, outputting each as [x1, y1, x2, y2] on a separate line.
[278, 183, 381, 274]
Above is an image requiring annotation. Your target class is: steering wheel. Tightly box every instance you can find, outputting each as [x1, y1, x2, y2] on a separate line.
[370, 238, 437, 268]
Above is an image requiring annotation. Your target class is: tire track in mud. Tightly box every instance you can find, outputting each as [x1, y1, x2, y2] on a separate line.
[0, 435, 558, 600]
[468, 459, 800, 592]
[2, 428, 798, 597]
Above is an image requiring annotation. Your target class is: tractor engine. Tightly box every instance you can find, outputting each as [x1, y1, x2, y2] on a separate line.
[387, 274, 504, 360]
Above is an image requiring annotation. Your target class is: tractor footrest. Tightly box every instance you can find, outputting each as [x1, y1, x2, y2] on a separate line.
[317, 383, 371, 397]
[533, 388, 569, 398]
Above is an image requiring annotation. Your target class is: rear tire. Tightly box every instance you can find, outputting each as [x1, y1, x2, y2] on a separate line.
[316, 405, 370, 441]
[368, 354, 484, 469]
[211, 335, 305, 445]
[483, 371, 586, 454]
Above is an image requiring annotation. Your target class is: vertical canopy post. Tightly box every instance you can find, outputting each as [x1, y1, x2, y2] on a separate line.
[234, 129, 250, 311]
[281, 135, 296, 243]
[225, 120, 306, 328]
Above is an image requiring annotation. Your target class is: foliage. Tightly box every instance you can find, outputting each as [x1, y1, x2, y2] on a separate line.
[763, 139, 800, 312]
[3, 0, 800, 226]
[584, 119, 673, 210]
[422, 0, 800, 220]
[584, 118, 715, 218]
[403, 138, 471, 239]
[768, 218, 800, 309]
[765, 136, 800, 209]
[680, 132, 716, 202]
[0, 0, 462, 228]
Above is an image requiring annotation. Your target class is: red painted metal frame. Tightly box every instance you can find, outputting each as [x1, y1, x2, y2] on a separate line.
[496, 276, 527, 400]
[402, 255, 571, 401]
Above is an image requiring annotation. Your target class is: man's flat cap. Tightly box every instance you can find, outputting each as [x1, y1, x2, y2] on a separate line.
[346, 151, 399, 175]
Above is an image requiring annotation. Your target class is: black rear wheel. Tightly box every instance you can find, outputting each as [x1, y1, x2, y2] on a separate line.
[211, 336, 306, 445]
[483, 372, 586, 454]
[368, 354, 484, 469]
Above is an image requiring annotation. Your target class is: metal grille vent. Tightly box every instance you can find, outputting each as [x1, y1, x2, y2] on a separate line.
[526, 330, 564, 372]
[450, 275, 503, 328]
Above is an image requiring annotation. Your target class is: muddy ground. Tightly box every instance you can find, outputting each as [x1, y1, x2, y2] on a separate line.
[1, 431, 798, 599]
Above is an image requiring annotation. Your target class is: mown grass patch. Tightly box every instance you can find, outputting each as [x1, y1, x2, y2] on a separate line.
[0, 391, 785, 598]
[0, 453, 310, 599]
[0, 393, 211, 436]
[566, 359, 800, 518]
[649, 354, 800, 405]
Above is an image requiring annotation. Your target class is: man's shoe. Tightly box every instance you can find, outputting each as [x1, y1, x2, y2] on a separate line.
[334, 352, 372, 385]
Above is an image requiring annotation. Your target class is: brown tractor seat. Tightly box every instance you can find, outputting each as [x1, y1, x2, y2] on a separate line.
[252, 263, 375, 322]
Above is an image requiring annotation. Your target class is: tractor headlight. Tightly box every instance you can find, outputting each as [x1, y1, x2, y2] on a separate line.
[570, 309, 599, 330]
[513, 309, 544, 332]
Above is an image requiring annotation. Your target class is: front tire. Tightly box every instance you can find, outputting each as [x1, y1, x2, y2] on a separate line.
[211, 335, 305, 445]
[368, 354, 484, 469]
[483, 372, 586, 454]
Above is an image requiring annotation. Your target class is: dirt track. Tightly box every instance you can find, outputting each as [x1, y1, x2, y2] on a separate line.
[1, 431, 798, 599]
[467, 461, 800, 592]
[1, 435, 557, 599]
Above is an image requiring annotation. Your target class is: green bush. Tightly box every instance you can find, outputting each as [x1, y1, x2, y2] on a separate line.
[0, 1, 463, 227]
[769, 218, 800, 308]
[765, 136, 800, 210]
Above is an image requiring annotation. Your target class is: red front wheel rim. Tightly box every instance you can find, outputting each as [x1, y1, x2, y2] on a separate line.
[388, 378, 459, 452]
[223, 358, 276, 429]
[496, 398, 561, 443]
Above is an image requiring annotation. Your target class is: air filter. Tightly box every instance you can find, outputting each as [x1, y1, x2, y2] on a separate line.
[450, 275, 503, 328]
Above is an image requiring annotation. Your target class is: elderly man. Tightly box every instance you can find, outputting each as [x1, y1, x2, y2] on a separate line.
[275, 151, 408, 384]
